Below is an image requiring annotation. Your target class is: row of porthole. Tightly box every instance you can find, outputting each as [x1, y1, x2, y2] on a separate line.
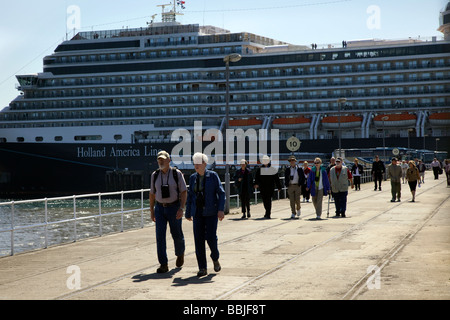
[1, 135, 123, 143]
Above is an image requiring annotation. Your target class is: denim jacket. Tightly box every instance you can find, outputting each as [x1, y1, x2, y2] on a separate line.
[186, 170, 226, 218]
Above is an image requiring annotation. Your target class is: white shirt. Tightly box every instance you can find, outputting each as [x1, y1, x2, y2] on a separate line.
[290, 166, 299, 185]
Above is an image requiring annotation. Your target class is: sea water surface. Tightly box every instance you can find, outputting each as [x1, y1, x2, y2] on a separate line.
[0, 196, 152, 257]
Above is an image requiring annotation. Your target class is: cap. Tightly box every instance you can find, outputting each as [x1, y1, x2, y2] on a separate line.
[336, 157, 343, 163]
[157, 151, 170, 160]
[392, 157, 398, 161]
[240, 159, 248, 165]
[288, 155, 297, 161]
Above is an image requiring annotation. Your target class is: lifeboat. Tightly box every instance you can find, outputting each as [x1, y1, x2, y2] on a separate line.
[429, 112, 450, 126]
[321, 115, 363, 129]
[229, 119, 263, 130]
[373, 114, 417, 127]
[272, 117, 311, 130]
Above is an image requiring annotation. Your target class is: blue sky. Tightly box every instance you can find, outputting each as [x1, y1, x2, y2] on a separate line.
[0, 0, 447, 110]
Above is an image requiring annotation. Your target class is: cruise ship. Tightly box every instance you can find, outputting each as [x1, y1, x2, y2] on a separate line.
[0, 3, 449, 197]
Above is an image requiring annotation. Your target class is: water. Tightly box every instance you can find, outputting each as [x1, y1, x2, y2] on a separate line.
[0, 197, 153, 257]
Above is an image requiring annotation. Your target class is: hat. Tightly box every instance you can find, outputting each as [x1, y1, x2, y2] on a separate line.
[391, 157, 398, 161]
[157, 151, 170, 160]
[240, 159, 248, 165]
[336, 157, 343, 163]
[288, 155, 297, 162]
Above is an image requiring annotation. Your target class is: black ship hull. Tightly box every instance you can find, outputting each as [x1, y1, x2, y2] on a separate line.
[0, 136, 448, 198]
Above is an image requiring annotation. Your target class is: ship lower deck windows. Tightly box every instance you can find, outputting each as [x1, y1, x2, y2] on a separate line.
[74, 135, 102, 141]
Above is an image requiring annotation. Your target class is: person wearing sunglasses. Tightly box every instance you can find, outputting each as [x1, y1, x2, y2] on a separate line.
[284, 155, 305, 219]
[306, 157, 331, 220]
[329, 157, 354, 217]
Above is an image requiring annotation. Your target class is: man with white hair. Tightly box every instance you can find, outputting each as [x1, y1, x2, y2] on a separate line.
[186, 153, 226, 277]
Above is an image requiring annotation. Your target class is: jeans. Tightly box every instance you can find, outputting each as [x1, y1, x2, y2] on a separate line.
[155, 204, 185, 266]
[193, 213, 219, 270]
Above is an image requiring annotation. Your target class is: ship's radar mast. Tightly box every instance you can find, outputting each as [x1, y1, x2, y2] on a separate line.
[157, 2, 184, 23]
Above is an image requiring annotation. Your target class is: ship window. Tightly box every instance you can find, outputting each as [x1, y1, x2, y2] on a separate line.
[35, 137, 44, 142]
[74, 135, 102, 141]
[0, 138, 7, 143]
[55, 136, 63, 141]
[17, 137, 25, 142]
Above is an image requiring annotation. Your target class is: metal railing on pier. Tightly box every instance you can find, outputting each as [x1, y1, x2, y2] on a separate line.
[0, 170, 374, 257]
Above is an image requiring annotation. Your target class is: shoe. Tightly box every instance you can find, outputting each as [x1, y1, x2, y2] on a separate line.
[397, 199, 401, 202]
[379, 187, 382, 191]
[176, 254, 184, 268]
[334, 214, 340, 218]
[341, 212, 346, 218]
[247, 212, 251, 218]
[241, 214, 246, 219]
[296, 209, 301, 218]
[316, 216, 322, 220]
[197, 269, 207, 277]
[390, 199, 396, 202]
[157, 264, 169, 273]
[291, 214, 296, 219]
[213, 260, 221, 272]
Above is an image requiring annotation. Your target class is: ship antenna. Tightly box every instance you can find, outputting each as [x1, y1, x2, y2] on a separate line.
[157, 1, 184, 23]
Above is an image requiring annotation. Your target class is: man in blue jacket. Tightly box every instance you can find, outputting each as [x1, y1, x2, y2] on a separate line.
[186, 153, 225, 277]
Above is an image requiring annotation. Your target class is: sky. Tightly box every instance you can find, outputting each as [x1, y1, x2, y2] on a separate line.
[0, 0, 447, 110]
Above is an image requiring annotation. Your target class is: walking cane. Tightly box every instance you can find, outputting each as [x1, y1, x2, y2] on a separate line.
[327, 193, 331, 218]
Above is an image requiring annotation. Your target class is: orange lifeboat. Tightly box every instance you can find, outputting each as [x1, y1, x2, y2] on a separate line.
[229, 119, 263, 129]
[321, 115, 363, 129]
[272, 117, 311, 130]
[429, 112, 450, 126]
[373, 114, 417, 127]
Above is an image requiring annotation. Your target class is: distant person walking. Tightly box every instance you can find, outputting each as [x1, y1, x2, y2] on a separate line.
[431, 158, 441, 180]
[306, 158, 331, 220]
[234, 160, 254, 219]
[371, 155, 386, 191]
[351, 159, 364, 191]
[254, 155, 282, 219]
[329, 158, 354, 218]
[388, 157, 402, 202]
[149, 151, 187, 273]
[285, 155, 305, 219]
[185, 153, 225, 277]
[444, 159, 450, 187]
[406, 160, 421, 202]
[401, 160, 409, 184]
[301, 161, 311, 202]
[417, 160, 426, 183]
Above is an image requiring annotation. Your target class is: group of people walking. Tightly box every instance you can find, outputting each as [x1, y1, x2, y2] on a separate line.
[148, 150, 443, 278]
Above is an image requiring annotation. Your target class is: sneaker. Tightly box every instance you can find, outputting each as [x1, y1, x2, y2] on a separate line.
[390, 199, 396, 202]
[157, 264, 169, 274]
[397, 199, 401, 202]
[291, 214, 296, 219]
[247, 212, 251, 218]
[176, 254, 184, 268]
[341, 212, 346, 218]
[316, 216, 322, 220]
[197, 269, 207, 277]
[296, 209, 301, 218]
[213, 260, 221, 272]
[241, 214, 246, 219]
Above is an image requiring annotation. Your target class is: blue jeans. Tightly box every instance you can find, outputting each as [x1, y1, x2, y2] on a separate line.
[334, 191, 348, 215]
[155, 204, 185, 266]
[193, 213, 219, 270]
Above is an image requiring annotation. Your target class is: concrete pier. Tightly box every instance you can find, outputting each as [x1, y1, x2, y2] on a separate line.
[0, 178, 449, 300]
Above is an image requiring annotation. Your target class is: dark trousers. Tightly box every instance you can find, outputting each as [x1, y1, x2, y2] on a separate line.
[261, 191, 273, 217]
[334, 191, 348, 215]
[354, 176, 361, 190]
[240, 191, 251, 214]
[193, 213, 219, 270]
[155, 204, 185, 266]
[433, 167, 439, 180]
[301, 184, 311, 200]
[374, 173, 383, 189]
